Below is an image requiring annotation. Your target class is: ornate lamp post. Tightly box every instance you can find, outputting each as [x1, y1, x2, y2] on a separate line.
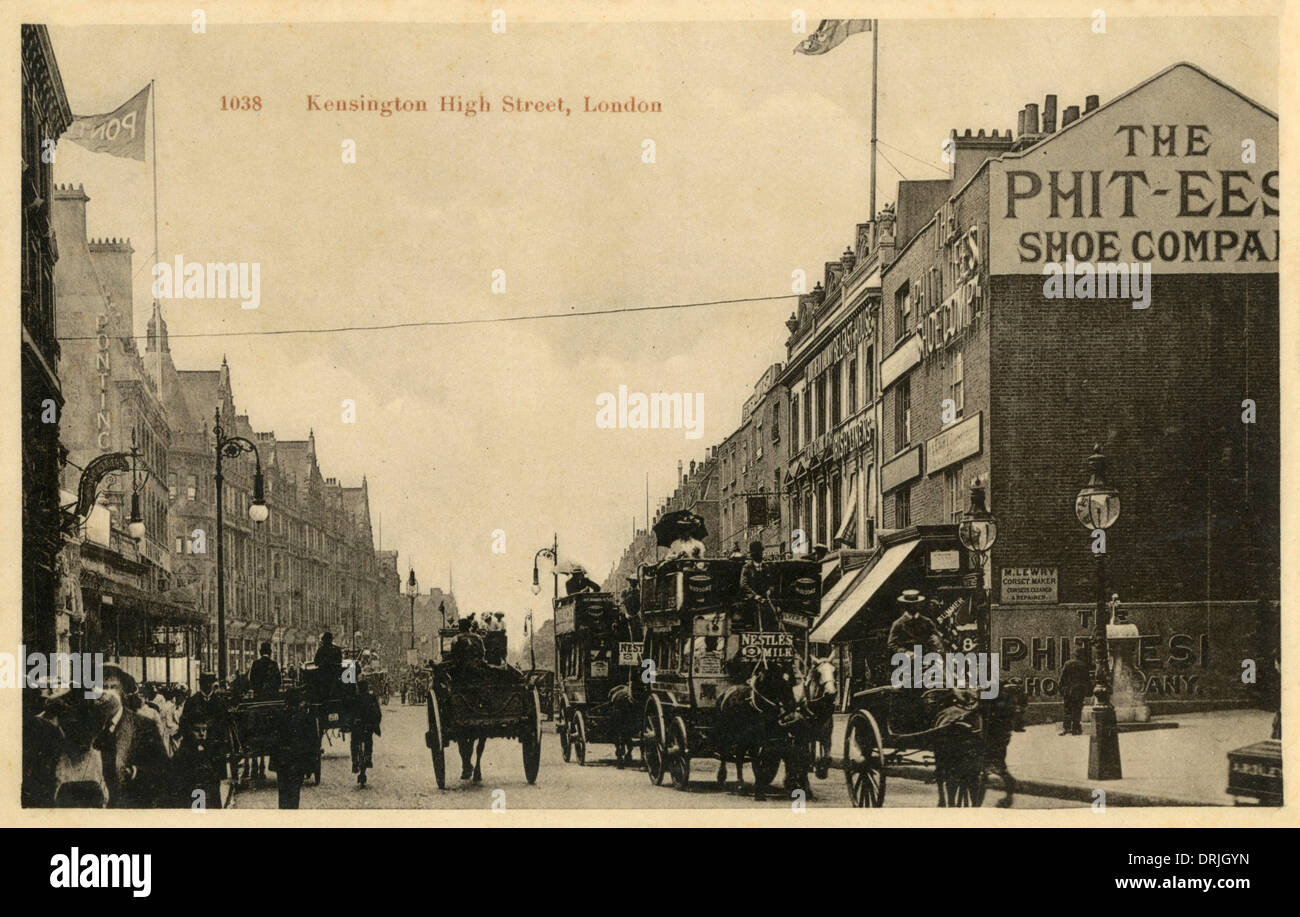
[407, 568, 418, 651]
[957, 477, 999, 653]
[532, 533, 559, 600]
[1075, 444, 1122, 779]
[214, 408, 269, 685]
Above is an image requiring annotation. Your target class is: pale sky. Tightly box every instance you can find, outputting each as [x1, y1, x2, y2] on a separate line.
[48, 16, 1278, 631]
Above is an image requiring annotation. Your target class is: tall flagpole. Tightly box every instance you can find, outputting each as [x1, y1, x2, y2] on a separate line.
[869, 21, 878, 219]
[150, 79, 159, 271]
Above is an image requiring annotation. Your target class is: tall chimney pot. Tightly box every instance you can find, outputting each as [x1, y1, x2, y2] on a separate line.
[1043, 94, 1058, 133]
[1085, 94, 1100, 113]
[1024, 103, 1040, 134]
[1062, 105, 1080, 126]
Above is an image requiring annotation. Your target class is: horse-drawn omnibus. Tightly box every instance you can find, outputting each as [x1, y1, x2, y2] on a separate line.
[553, 591, 645, 768]
[637, 551, 822, 799]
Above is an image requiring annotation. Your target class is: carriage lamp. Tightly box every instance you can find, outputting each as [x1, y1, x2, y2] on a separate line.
[532, 535, 559, 599]
[214, 407, 270, 684]
[1075, 444, 1122, 780]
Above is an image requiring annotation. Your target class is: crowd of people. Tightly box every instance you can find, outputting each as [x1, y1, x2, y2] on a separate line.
[22, 663, 230, 809]
[21, 631, 386, 809]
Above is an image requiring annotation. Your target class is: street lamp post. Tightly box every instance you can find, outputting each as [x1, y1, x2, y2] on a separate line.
[214, 408, 269, 686]
[1075, 444, 1123, 780]
[957, 477, 999, 654]
[532, 533, 559, 600]
[407, 568, 418, 652]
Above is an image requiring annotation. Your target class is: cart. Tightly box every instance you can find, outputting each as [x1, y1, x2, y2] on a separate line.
[423, 658, 543, 789]
[228, 696, 323, 787]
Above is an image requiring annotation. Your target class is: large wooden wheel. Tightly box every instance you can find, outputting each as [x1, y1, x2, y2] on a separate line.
[521, 688, 543, 785]
[310, 717, 323, 786]
[572, 709, 588, 766]
[936, 730, 985, 807]
[642, 695, 668, 786]
[666, 716, 691, 789]
[425, 691, 446, 789]
[844, 709, 886, 807]
[751, 743, 782, 788]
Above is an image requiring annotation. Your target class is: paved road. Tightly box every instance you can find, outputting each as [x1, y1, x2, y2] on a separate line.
[233, 701, 1079, 810]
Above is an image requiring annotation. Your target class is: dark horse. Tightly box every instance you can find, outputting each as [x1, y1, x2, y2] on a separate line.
[607, 683, 639, 769]
[928, 678, 1027, 807]
[713, 663, 797, 801]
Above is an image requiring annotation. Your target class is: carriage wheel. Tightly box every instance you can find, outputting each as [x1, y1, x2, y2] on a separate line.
[521, 688, 542, 785]
[666, 717, 691, 789]
[311, 717, 323, 786]
[558, 701, 572, 763]
[642, 696, 667, 786]
[751, 744, 782, 788]
[844, 710, 886, 808]
[425, 692, 446, 790]
[572, 710, 588, 766]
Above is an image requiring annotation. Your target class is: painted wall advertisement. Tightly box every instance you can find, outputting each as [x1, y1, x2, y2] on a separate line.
[990, 65, 1277, 274]
[990, 603, 1261, 707]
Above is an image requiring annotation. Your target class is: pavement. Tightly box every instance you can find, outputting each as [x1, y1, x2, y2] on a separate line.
[828, 708, 1275, 806]
[229, 700, 1080, 810]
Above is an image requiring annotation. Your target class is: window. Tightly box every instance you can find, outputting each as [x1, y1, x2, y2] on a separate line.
[175, 536, 184, 554]
[948, 350, 964, 418]
[865, 347, 874, 402]
[894, 281, 911, 342]
[945, 467, 963, 523]
[831, 474, 842, 538]
[895, 486, 912, 529]
[848, 358, 858, 414]
[167, 473, 177, 501]
[791, 396, 800, 453]
[803, 388, 812, 443]
[830, 361, 842, 427]
[894, 378, 912, 454]
[771, 403, 780, 444]
[815, 374, 826, 437]
[186, 474, 197, 501]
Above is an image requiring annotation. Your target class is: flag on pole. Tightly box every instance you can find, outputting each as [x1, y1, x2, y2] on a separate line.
[794, 19, 872, 55]
[64, 85, 151, 160]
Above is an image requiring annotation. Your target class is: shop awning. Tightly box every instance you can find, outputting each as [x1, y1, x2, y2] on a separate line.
[80, 569, 205, 624]
[834, 477, 859, 548]
[809, 538, 921, 644]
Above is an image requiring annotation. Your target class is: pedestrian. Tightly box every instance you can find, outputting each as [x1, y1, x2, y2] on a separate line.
[23, 684, 62, 807]
[566, 565, 600, 595]
[170, 716, 223, 810]
[249, 641, 282, 698]
[351, 679, 382, 786]
[269, 688, 318, 809]
[95, 664, 171, 808]
[1058, 647, 1092, 736]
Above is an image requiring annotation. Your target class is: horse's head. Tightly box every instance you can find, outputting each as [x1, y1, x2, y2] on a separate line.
[806, 656, 837, 702]
[752, 660, 799, 715]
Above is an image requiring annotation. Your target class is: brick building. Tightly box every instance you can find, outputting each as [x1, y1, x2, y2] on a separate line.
[21, 25, 72, 657]
[717, 363, 788, 556]
[817, 63, 1279, 717]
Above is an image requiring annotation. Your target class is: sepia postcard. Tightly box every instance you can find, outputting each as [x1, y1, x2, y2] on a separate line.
[3, 0, 1295, 832]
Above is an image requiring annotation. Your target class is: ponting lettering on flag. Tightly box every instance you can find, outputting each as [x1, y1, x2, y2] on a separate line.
[794, 19, 872, 55]
[64, 85, 151, 161]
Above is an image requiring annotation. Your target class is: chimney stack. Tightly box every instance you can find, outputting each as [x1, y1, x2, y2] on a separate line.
[1085, 94, 1100, 113]
[1016, 109, 1026, 136]
[1042, 94, 1057, 133]
[1062, 105, 1080, 127]
[1024, 103, 1040, 134]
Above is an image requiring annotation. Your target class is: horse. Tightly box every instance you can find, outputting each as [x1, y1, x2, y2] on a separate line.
[607, 682, 639, 769]
[713, 662, 797, 801]
[780, 656, 838, 799]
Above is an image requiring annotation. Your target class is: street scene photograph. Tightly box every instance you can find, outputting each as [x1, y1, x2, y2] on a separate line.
[14, 4, 1285, 826]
